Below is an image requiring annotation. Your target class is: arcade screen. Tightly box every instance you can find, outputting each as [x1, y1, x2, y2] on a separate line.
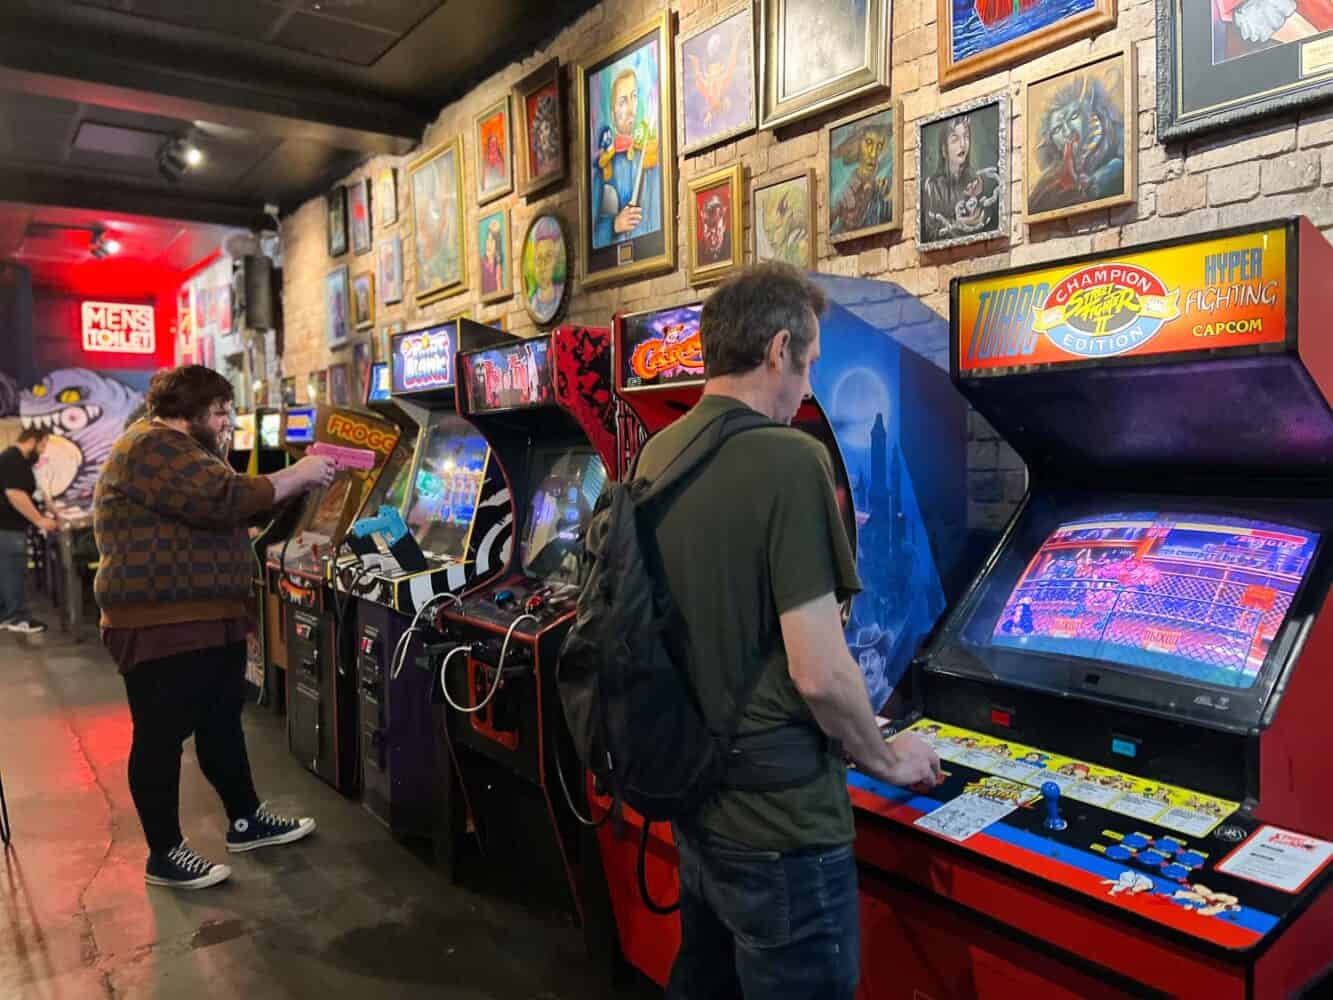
[521, 448, 607, 585]
[404, 414, 489, 558]
[367, 362, 392, 403]
[358, 439, 414, 521]
[303, 473, 359, 538]
[259, 413, 281, 448]
[464, 338, 553, 413]
[986, 513, 1319, 690]
[230, 414, 255, 452]
[620, 304, 704, 389]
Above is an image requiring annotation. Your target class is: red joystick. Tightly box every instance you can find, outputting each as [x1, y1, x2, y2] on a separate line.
[524, 595, 545, 613]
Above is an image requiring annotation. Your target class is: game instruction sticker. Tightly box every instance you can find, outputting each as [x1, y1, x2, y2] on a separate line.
[905, 719, 1239, 838]
[1216, 826, 1333, 894]
[914, 778, 1039, 843]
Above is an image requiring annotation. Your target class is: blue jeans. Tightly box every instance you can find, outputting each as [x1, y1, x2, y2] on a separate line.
[667, 827, 860, 1000]
[0, 530, 29, 623]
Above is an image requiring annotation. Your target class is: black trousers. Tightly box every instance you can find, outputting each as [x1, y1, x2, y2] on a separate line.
[123, 641, 261, 854]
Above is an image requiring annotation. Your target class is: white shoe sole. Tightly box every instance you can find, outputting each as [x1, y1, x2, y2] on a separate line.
[145, 864, 232, 890]
[226, 818, 316, 853]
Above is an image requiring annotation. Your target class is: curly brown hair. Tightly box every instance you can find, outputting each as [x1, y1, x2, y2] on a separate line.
[145, 365, 234, 423]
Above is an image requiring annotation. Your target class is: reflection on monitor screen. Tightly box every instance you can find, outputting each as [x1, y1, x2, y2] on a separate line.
[521, 450, 607, 585]
[304, 474, 357, 537]
[404, 414, 488, 559]
[259, 413, 281, 448]
[990, 513, 1319, 689]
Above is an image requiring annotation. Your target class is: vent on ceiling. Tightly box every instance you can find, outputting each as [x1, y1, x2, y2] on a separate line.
[72, 122, 167, 159]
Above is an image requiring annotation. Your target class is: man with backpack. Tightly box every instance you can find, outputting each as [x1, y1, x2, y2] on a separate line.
[615, 263, 943, 998]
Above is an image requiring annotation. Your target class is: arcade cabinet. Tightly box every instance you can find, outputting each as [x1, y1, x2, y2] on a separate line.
[229, 412, 256, 474]
[852, 218, 1333, 999]
[254, 407, 287, 474]
[333, 319, 512, 837]
[432, 326, 620, 928]
[598, 295, 967, 987]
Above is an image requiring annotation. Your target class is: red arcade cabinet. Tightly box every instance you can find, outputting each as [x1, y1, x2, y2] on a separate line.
[852, 218, 1333, 998]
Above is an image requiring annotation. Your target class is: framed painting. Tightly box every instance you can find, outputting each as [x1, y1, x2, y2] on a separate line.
[759, 0, 890, 129]
[1157, 0, 1333, 140]
[478, 208, 513, 304]
[488, 314, 509, 331]
[916, 93, 1010, 252]
[376, 321, 404, 364]
[326, 265, 351, 348]
[826, 100, 903, 243]
[687, 164, 744, 285]
[938, 0, 1116, 88]
[752, 169, 815, 268]
[352, 272, 375, 330]
[514, 58, 569, 198]
[378, 236, 403, 305]
[678, 3, 757, 155]
[1025, 48, 1136, 224]
[352, 341, 371, 403]
[575, 13, 677, 288]
[409, 136, 468, 304]
[377, 167, 398, 228]
[328, 185, 347, 258]
[521, 213, 570, 327]
[281, 376, 296, 406]
[349, 177, 372, 255]
[475, 96, 514, 204]
[329, 362, 351, 406]
[309, 369, 328, 405]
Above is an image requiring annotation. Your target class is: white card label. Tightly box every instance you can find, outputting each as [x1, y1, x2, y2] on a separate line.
[914, 794, 1017, 843]
[1216, 826, 1333, 894]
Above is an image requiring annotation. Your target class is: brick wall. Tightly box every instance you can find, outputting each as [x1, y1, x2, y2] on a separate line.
[281, 0, 1333, 538]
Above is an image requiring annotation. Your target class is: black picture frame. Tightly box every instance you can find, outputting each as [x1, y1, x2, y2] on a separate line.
[1157, 0, 1333, 141]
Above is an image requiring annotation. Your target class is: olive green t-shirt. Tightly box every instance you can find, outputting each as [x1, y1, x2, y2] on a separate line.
[636, 394, 861, 851]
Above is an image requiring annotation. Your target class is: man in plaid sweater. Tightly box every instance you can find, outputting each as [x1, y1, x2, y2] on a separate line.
[95, 365, 336, 890]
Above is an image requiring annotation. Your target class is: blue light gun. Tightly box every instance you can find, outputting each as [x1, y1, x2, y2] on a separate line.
[347, 505, 427, 573]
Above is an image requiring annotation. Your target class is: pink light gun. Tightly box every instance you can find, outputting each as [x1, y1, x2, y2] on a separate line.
[308, 442, 376, 471]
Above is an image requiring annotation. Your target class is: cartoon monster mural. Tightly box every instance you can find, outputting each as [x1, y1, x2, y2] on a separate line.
[20, 368, 143, 503]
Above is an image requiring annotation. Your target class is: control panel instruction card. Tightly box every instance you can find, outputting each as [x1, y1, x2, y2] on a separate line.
[914, 777, 1040, 843]
[1216, 825, 1333, 894]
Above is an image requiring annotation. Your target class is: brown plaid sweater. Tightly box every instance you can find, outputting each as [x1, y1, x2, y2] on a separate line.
[93, 421, 275, 628]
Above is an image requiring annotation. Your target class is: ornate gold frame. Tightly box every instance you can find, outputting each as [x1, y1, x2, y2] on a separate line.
[938, 0, 1116, 89]
[474, 95, 514, 206]
[677, 3, 757, 156]
[513, 58, 568, 199]
[408, 134, 469, 306]
[687, 163, 745, 286]
[825, 99, 903, 245]
[478, 207, 513, 305]
[751, 168, 816, 269]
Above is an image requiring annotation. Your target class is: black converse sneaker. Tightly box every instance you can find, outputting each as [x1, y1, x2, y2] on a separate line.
[226, 803, 316, 853]
[145, 840, 231, 890]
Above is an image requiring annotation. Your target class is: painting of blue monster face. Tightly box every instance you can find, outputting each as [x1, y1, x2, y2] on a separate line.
[806, 287, 967, 712]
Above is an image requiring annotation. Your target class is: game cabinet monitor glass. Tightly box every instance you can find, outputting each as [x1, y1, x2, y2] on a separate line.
[403, 414, 489, 560]
[520, 447, 607, 586]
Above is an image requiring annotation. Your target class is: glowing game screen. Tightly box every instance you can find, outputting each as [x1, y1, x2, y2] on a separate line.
[404, 414, 489, 558]
[521, 449, 607, 585]
[259, 413, 281, 448]
[367, 362, 392, 403]
[463, 338, 553, 413]
[990, 513, 1319, 689]
[303, 473, 359, 538]
[230, 413, 255, 452]
[619, 304, 704, 389]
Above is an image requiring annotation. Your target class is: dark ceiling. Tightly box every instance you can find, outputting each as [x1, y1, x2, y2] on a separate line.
[0, 0, 599, 228]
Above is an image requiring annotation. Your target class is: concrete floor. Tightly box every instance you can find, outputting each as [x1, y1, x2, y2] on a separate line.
[0, 610, 660, 1000]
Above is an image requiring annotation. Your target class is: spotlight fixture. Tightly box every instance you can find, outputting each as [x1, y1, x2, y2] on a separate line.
[89, 228, 120, 259]
[158, 135, 203, 182]
[184, 145, 203, 168]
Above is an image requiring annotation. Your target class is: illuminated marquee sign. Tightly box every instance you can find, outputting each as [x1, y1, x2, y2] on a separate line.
[81, 301, 155, 354]
[619, 304, 705, 389]
[325, 411, 397, 457]
[391, 325, 455, 394]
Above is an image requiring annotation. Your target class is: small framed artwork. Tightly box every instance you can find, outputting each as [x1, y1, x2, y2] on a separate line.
[281, 376, 296, 406]
[678, 3, 757, 155]
[938, 0, 1116, 89]
[352, 272, 375, 330]
[409, 135, 468, 304]
[309, 369, 329, 405]
[378, 236, 404, 305]
[916, 93, 1010, 252]
[575, 13, 677, 288]
[376, 322, 404, 364]
[352, 341, 371, 403]
[521, 213, 570, 327]
[478, 208, 513, 304]
[475, 96, 514, 205]
[687, 164, 744, 285]
[1157, 0, 1333, 141]
[328, 186, 348, 257]
[514, 58, 568, 198]
[349, 177, 372, 255]
[1025, 49, 1136, 225]
[826, 100, 903, 244]
[752, 169, 815, 269]
[326, 265, 351, 348]
[377, 167, 398, 228]
[759, 0, 890, 129]
[329, 363, 351, 407]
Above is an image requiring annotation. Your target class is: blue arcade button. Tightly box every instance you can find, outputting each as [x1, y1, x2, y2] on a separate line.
[1122, 834, 1149, 850]
[1138, 850, 1166, 867]
[1177, 851, 1206, 868]
[1106, 845, 1132, 862]
[1161, 863, 1191, 881]
[1153, 839, 1181, 855]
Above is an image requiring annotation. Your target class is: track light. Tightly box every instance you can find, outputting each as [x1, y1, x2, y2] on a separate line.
[159, 136, 203, 182]
[89, 229, 120, 259]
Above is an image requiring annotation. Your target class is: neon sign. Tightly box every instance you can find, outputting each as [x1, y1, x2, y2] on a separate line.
[81, 301, 155, 354]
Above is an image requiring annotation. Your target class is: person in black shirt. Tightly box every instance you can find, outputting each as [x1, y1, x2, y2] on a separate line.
[0, 426, 56, 633]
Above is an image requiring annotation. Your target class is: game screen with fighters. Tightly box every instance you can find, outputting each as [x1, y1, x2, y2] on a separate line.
[521, 448, 607, 585]
[987, 513, 1319, 690]
[464, 338, 553, 413]
[404, 415, 489, 558]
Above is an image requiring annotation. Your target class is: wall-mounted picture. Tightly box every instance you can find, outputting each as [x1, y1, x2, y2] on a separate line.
[916, 93, 1010, 252]
[329, 362, 351, 406]
[349, 177, 372, 255]
[378, 236, 403, 305]
[478, 208, 513, 304]
[576, 13, 677, 288]
[488, 314, 509, 331]
[352, 272, 375, 330]
[409, 136, 468, 304]
[328, 186, 347, 257]
[521, 213, 569, 326]
[352, 341, 371, 402]
[938, 0, 1116, 88]
[309, 369, 329, 405]
[1157, 0, 1333, 140]
[752, 169, 814, 269]
[827, 100, 903, 243]
[759, 0, 891, 129]
[1025, 49, 1136, 225]
[475, 96, 514, 204]
[281, 376, 296, 406]
[376, 321, 404, 364]
[687, 164, 744, 285]
[326, 265, 350, 348]
[514, 58, 568, 198]
[678, 3, 757, 155]
[377, 167, 398, 228]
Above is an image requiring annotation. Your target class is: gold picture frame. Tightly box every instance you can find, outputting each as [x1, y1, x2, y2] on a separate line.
[939, 0, 1117, 90]
[686, 164, 744, 286]
[513, 58, 569, 199]
[408, 134, 468, 306]
[677, 3, 757, 156]
[751, 168, 815, 269]
[474, 95, 514, 205]
[352, 272, 375, 330]
[825, 100, 903, 244]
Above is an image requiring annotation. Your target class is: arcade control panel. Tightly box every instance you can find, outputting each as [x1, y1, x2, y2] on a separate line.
[446, 577, 581, 636]
[851, 719, 1333, 953]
